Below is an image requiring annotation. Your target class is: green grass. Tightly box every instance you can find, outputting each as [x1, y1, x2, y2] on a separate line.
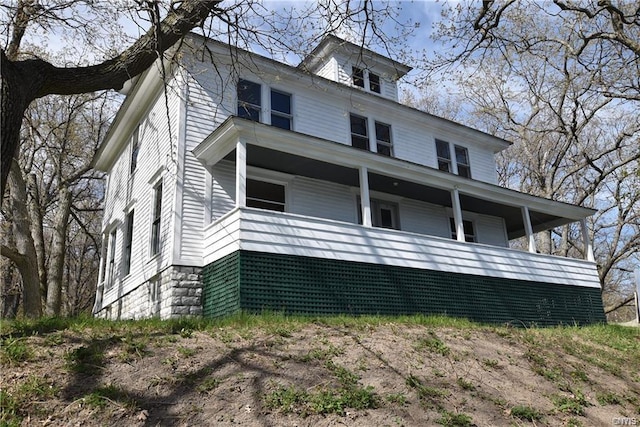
[0, 337, 32, 365]
[510, 404, 543, 421]
[414, 332, 451, 356]
[437, 410, 473, 426]
[83, 385, 137, 409]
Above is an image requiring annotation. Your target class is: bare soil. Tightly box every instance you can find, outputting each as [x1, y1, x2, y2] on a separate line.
[1, 319, 639, 426]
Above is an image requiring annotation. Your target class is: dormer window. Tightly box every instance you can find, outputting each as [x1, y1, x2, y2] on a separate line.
[351, 67, 381, 94]
[352, 67, 365, 88]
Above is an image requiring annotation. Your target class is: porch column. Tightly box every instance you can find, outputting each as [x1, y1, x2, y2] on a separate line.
[235, 139, 247, 208]
[451, 187, 465, 242]
[521, 206, 537, 253]
[359, 166, 372, 227]
[581, 219, 595, 262]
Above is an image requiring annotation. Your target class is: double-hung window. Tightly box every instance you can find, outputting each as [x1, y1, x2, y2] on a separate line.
[237, 79, 261, 122]
[107, 229, 117, 290]
[246, 179, 285, 212]
[352, 67, 381, 94]
[449, 218, 476, 242]
[369, 72, 381, 93]
[122, 211, 134, 276]
[271, 89, 292, 130]
[352, 66, 365, 88]
[350, 114, 369, 150]
[357, 198, 400, 230]
[436, 139, 472, 178]
[151, 181, 163, 256]
[375, 122, 392, 156]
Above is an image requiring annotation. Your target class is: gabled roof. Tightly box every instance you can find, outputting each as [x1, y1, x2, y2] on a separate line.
[298, 34, 412, 80]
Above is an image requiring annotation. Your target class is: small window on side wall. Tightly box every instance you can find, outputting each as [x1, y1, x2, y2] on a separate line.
[130, 125, 140, 174]
[436, 139, 452, 173]
[350, 114, 369, 150]
[271, 89, 292, 130]
[369, 72, 381, 93]
[352, 66, 365, 88]
[123, 210, 134, 276]
[246, 179, 285, 212]
[449, 218, 475, 242]
[150, 181, 163, 256]
[375, 122, 392, 156]
[455, 145, 472, 178]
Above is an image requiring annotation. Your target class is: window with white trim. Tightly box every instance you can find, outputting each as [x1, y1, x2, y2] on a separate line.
[270, 89, 292, 130]
[350, 114, 369, 150]
[237, 79, 261, 121]
[122, 210, 134, 276]
[352, 66, 365, 88]
[449, 218, 476, 242]
[455, 145, 471, 178]
[130, 125, 140, 174]
[436, 139, 452, 173]
[375, 121, 393, 157]
[246, 179, 285, 212]
[150, 180, 163, 256]
[436, 139, 472, 178]
[351, 67, 381, 94]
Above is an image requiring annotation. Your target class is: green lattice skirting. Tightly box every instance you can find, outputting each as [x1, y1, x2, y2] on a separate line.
[202, 250, 606, 325]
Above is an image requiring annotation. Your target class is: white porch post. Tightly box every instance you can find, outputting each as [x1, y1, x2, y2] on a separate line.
[235, 139, 247, 208]
[521, 206, 537, 253]
[359, 166, 372, 227]
[581, 219, 595, 262]
[451, 187, 465, 242]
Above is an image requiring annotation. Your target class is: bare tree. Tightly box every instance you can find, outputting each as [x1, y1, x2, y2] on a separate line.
[423, 1, 640, 300]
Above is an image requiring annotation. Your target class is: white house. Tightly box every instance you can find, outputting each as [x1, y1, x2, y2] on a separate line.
[92, 34, 605, 325]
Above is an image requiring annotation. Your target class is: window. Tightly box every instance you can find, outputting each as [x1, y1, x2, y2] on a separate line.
[151, 181, 162, 256]
[271, 89, 292, 130]
[107, 229, 117, 289]
[99, 236, 108, 284]
[436, 140, 472, 178]
[246, 179, 285, 212]
[449, 218, 475, 242]
[375, 122, 393, 156]
[237, 79, 261, 121]
[350, 114, 369, 150]
[436, 139, 452, 173]
[130, 125, 140, 174]
[122, 210, 134, 275]
[358, 198, 400, 230]
[369, 72, 381, 93]
[352, 66, 365, 88]
[455, 145, 472, 178]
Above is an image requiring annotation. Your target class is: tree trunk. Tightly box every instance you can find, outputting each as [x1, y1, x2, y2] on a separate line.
[45, 186, 72, 316]
[1, 161, 42, 317]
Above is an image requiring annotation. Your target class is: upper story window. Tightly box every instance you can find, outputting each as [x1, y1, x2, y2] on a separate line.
[350, 114, 369, 150]
[450, 218, 476, 243]
[271, 89, 292, 130]
[352, 67, 381, 94]
[150, 180, 163, 256]
[246, 179, 285, 212]
[436, 139, 472, 178]
[237, 79, 261, 122]
[375, 122, 392, 156]
[130, 125, 140, 174]
[122, 210, 134, 276]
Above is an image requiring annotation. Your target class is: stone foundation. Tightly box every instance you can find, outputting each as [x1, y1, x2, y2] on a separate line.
[95, 265, 203, 320]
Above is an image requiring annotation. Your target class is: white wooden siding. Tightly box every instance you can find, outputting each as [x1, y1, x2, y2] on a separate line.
[204, 208, 601, 288]
[289, 176, 356, 222]
[210, 161, 236, 220]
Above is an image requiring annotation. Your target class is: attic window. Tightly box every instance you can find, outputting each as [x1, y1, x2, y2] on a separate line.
[369, 73, 381, 93]
[237, 79, 261, 121]
[352, 67, 365, 88]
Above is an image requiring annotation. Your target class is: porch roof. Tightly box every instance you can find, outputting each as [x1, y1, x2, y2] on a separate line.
[193, 117, 596, 239]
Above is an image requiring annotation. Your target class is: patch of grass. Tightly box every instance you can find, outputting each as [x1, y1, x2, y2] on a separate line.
[551, 390, 590, 416]
[386, 392, 408, 406]
[0, 375, 57, 426]
[177, 346, 197, 357]
[298, 343, 343, 362]
[0, 337, 32, 365]
[456, 377, 475, 391]
[570, 368, 590, 383]
[0, 389, 19, 426]
[83, 385, 137, 409]
[510, 404, 543, 421]
[596, 391, 622, 405]
[482, 358, 499, 369]
[566, 417, 584, 427]
[437, 410, 473, 426]
[415, 332, 450, 356]
[119, 334, 149, 361]
[405, 375, 448, 401]
[197, 377, 222, 393]
[65, 343, 106, 374]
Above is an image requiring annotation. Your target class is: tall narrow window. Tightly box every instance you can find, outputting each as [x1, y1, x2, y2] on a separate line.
[271, 90, 292, 130]
[352, 66, 365, 88]
[436, 139, 452, 173]
[246, 179, 285, 212]
[130, 125, 140, 174]
[449, 218, 475, 242]
[357, 198, 400, 230]
[122, 210, 134, 275]
[350, 114, 369, 150]
[237, 79, 261, 121]
[375, 122, 393, 156]
[107, 229, 117, 290]
[369, 72, 381, 93]
[99, 236, 108, 285]
[455, 145, 472, 178]
[151, 181, 162, 256]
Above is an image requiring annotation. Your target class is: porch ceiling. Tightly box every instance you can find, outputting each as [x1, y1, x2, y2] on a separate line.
[194, 117, 596, 239]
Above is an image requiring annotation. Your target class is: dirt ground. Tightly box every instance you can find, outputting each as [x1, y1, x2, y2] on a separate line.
[1, 320, 639, 426]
